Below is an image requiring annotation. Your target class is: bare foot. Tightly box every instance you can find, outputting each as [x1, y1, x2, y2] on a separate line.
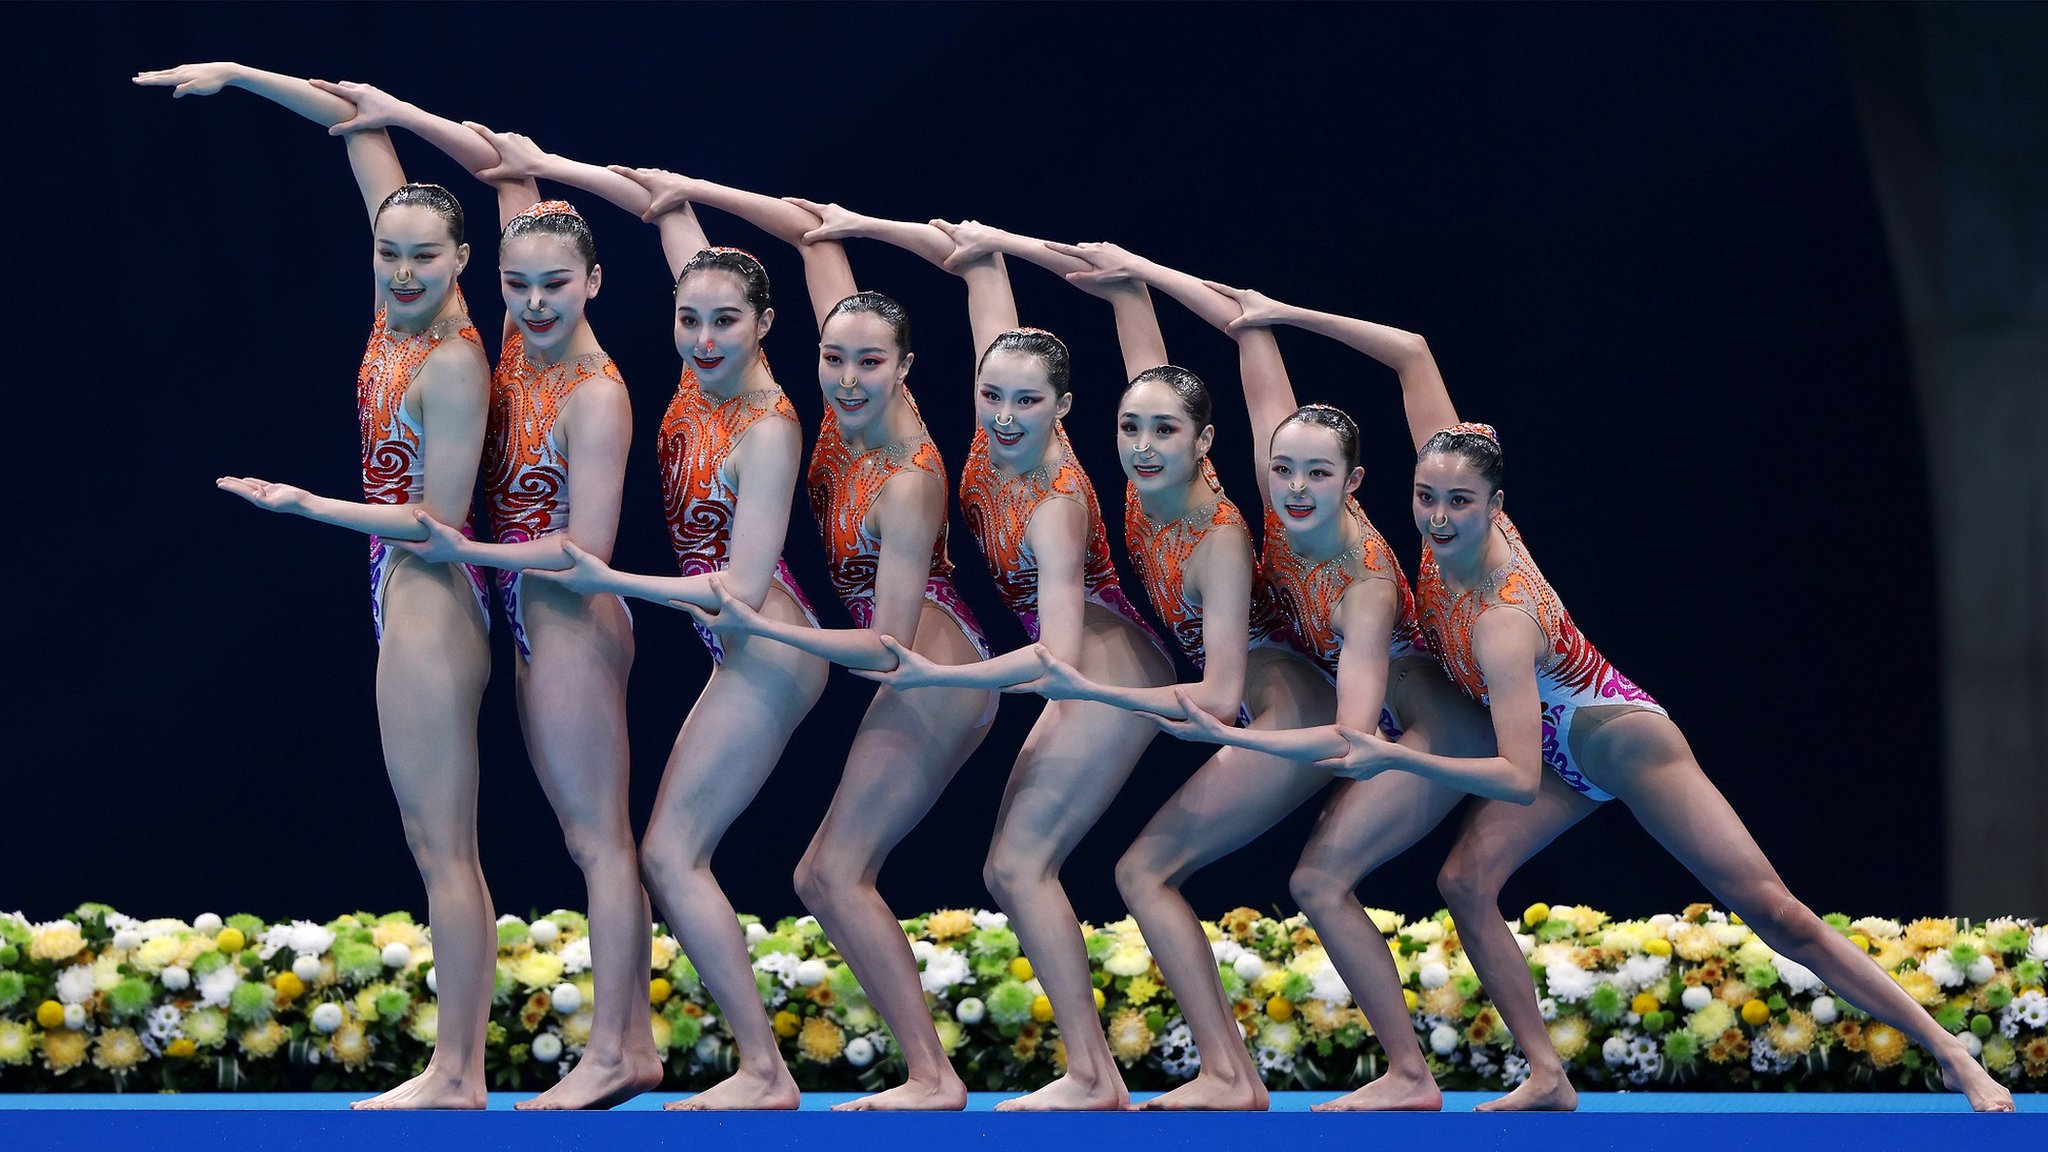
[1940, 1054, 2016, 1112]
[351, 1064, 486, 1110]
[831, 1075, 968, 1111]
[1311, 1069, 1442, 1112]
[515, 1047, 664, 1111]
[1137, 1070, 1268, 1111]
[1474, 1069, 1576, 1112]
[664, 1064, 801, 1111]
[995, 1071, 1130, 1111]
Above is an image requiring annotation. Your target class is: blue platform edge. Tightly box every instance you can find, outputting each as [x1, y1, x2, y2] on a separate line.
[2, 1092, 2040, 1152]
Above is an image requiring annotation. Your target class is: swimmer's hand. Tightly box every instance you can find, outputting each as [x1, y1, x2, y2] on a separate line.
[385, 511, 469, 564]
[671, 573, 762, 635]
[216, 475, 309, 514]
[1315, 724, 1396, 779]
[522, 540, 615, 595]
[1140, 686, 1232, 741]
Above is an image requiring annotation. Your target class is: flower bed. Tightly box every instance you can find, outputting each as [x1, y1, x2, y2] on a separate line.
[1, 903, 2042, 1093]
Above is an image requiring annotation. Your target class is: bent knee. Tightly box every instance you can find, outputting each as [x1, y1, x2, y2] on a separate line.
[1436, 854, 1505, 908]
[1289, 865, 1354, 916]
[984, 847, 1057, 903]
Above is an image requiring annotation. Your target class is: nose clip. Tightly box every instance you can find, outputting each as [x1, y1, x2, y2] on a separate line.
[1287, 480, 1307, 494]
[1429, 512, 1449, 529]
[393, 266, 413, 285]
[995, 411, 1015, 428]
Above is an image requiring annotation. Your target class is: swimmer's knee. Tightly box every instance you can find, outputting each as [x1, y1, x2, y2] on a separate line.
[1436, 853, 1500, 909]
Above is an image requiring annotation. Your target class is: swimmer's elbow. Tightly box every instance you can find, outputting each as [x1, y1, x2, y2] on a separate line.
[1504, 759, 1543, 805]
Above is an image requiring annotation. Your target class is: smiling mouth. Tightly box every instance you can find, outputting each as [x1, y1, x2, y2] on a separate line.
[991, 425, 1025, 446]
[525, 316, 558, 333]
[1430, 530, 1457, 544]
[693, 354, 725, 371]
[835, 395, 868, 412]
[391, 286, 425, 303]
[1132, 462, 1164, 477]
[1284, 502, 1315, 519]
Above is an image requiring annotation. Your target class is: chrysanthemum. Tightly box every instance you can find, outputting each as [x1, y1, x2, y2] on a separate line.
[41, 1028, 88, 1073]
[1868, 938, 1909, 973]
[649, 935, 679, 972]
[1672, 925, 1719, 962]
[1765, 1009, 1818, 1057]
[1422, 983, 1466, 1019]
[1895, 970, 1944, 1007]
[797, 1016, 844, 1063]
[1687, 1000, 1736, 1042]
[1104, 946, 1153, 978]
[1904, 918, 1956, 951]
[91, 1028, 147, 1073]
[561, 1007, 594, 1049]
[923, 909, 974, 942]
[509, 952, 566, 991]
[1218, 908, 1260, 941]
[1108, 1008, 1155, 1063]
[406, 1002, 439, 1044]
[918, 947, 970, 994]
[1546, 1014, 1591, 1061]
[133, 936, 183, 974]
[330, 1022, 371, 1069]
[182, 1007, 228, 1050]
[239, 1020, 290, 1059]
[1122, 974, 1161, 1007]
[1862, 1022, 1908, 1068]
[54, 964, 97, 1006]
[29, 922, 86, 963]
[0, 1020, 36, 1066]
[2021, 1036, 2048, 1078]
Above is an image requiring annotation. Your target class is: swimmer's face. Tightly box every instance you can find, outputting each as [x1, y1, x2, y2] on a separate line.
[501, 233, 599, 357]
[976, 349, 1070, 469]
[819, 310, 911, 436]
[675, 269, 771, 388]
[1413, 450, 1501, 558]
[1118, 379, 1213, 495]
[374, 203, 468, 325]
[1268, 421, 1361, 536]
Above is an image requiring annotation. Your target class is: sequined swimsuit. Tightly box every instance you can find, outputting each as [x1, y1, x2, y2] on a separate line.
[1250, 499, 1428, 736]
[806, 392, 990, 662]
[660, 367, 820, 662]
[1415, 512, 1663, 801]
[484, 329, 631, 660]
[358, 298, 492, 642]
[958, 422, 1165, 656]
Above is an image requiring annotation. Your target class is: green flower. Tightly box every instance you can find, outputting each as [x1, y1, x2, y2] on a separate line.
[1280, 971, 1313, 1001]
[828, 964, 865, 1002]
[1217, 967, 1247, 1001]
[0, 918, 30, 946]
[191, 950, 229, 977]
[986, 980, 1035, 1027]
[1453, 973, 1483, 999]
[669, 956, 702, 996]
[496, 920, 530, 950]
[1745, 964, 1779, 989]
[0, 970, 26, 1009]
[183, 1007, 229, 1049]
[1948, 942, 1982, 970]
[1933, 1003, 1967, 1032]
[374, 987, 411, 1020]
[2014, 960, 2045, 986]
[1661, 1029, 1698, 1066]
[0, 944, 17, 966]
[1084, 932, 1117, 962]
[752, 933, 801, 958]
[669, 1012, 703, 1049]
[543, 911, 589, 936]
[106, 977, 155, 1018]
[73, 903, 117, 926]
[376, 911, 417, 926]
[1988, 927, 2030, 955]
[970, 927, 1020, 958]
[1985, 983, 2015, 1010]
[486, 1021, 506, 1046]
[1822, 913, 1852, 931]
[1971, 1013, 1994, 1038]
[1536, 919, 1579, 942]
[226, 914, 265, 940]
[229, 982, 274, 1024]
[1586, 982, 1626, 1023]
[332, 941, 382, 984]
[492, 964, 516, 1003]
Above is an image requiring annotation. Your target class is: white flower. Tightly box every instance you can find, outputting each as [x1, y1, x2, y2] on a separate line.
[1429, 1023, 1459, 1055]
[954, 998, 985, 1025]
[1419, 962, 1451, 990]
[910, 939, 936, 964]
[1648, 914, 1676, 929]
[288, 921, 337, 958]
[972, 911, 1009, 931]
[310, 1004, 344, 1034]
[194, 913, 223, 936]
[919, 947, 970, 994]
[1602, 1036, 1631, 1066]
[1961, 1031, 1982, 1057]
[55, 965, 97, 1005]
[1851, 917, 1902, 941]
[844, 1036, 876, 1067]
[2027, 929, 2048, 963]
[1157, 1019, 1201, 1079]
[1232, 954, 1265, 983]
[1513, 932, 1536, 959]
[794, 960, 828, 987]
[557, 937, 591, 975]
[146, 1005, 184, 1042]
[1406, 920, 1446, 946]
[292, 955, 324, 984]
[1538, 997, 1559, 1021]
[426, 968, 439, 995]
[753, 952, 799, 987]
[1809, 997, 1838, 1025]
[1966, 956, 1995, 985]
[531, 1033, 563, 1063]
[1712, 924, 1753, 948]
[1921, 950, 1965, 988]
[63, 1004, 88, 1030]
[1367, 909, 1404, 934]
[381, 943, 412, 969]
[197, 964, 242, 1008]
[1680, 986, 1713, 1012]
[743, 923, 769, 946]
[1104, 947, 1152, 978]
[1773, 955, 1823, 996]
[693, 1034, 722, 1063]
[137, 919, 187, 941]
[1502, 1052, 1531, 1086]
[1545, 964, 1595, 1003]
[1210, 940, 1246, 967]
[161, 966, 191, 993]
[1617, 953, 1671, 994]
[113, 930, 142, 954]
[1999, 989, 2048, 1037]
[1629, 1034, 1659, 1064]
[550, 983, 583, 1014]
[531, 919, 562, 948]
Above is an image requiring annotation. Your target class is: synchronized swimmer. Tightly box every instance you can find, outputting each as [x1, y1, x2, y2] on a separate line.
[134, 62, 2017, 1115]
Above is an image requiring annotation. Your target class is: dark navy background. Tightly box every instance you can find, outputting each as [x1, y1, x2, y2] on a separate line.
[13, 4, 1939, 925]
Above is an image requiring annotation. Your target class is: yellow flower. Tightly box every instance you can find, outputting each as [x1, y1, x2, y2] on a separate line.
[215, 927, 247, 954]
[1423, 983, 1466, 1018]
[1673, 926, 1720, 962]
[649, 978, 672, 1006]
[134, 936, 184, 974]
[561, 1008, 594, 1048]
[650, 936, 679, 972]
[1266, 996, 1295, 1022]
[926, 910, 975, 942]
[1555, 905, 1609, 935]
[1688, 1001, 1735, 1041]
[240, 1020, 290, 1059]
[1869, 938, 1909, 972]
[1123, 975, 1160, 1006]
[1630, 992, 1662, 1016]
[1298, 999, 1346, 1034]
[1254, 970, 1288, 997]
[1740, 999, 1771, 1027]
[1031, 995, 1055, 1023]
[1104, 947, 1152, 979]
[372, 921, 426, 951]
[29, 923, 86, 963]
[42, 1028, 88, 1073]
[650, 1014, 672, 1054]
[1219, 907, 1261, 941]
[274, 972, 306, 1003]
[406, 1003, 439, 1044]
[1050, 1037, 1067, 1071]
[798, 1017, 844, 1063]
[1981, 1035, 2016, 1072]
[1904, 918, 1956, 951]
[1716, 979, 1755, 1007]
[0, 1021, 37, 1066]
[330, 1022, 371, 1069]
[1008, 957, 1035, 982]
[1403, 989, 1419, 1013]
[1521, 903, 1552, 929]
[1547, 1014, 1590, 1060]
[1848, 933, 1870, 953]
[935, 1018, 965, 1055]
[36, 1000, 66, 1029]
[772, 1010, 800, 1038]
[1642, 938, 1672, 957]
[1765, 1010, 1817, 1057]
[1366, 908, 1405, 934]
[165, 1038, 197, 1060]
[1092, 987, 1106, 1012]
[1863, 1022, 1908, 1068]
[509, 953, 565, 991]
[1107, 1008, 1154, 1064]
[91, 1028, 147, 1073]
[1895, 970, 1944, 1007]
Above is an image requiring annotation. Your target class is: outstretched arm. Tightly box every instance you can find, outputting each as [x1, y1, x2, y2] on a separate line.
[628, 171, 855, 332]
[944, 226, 1167, 379]
[784, 204, 1019, 359]
[307, 80, 538, 228]
[1224, 290, 1455, 454]
[134, 62, 405, 224]
[470, 137, 711, 280]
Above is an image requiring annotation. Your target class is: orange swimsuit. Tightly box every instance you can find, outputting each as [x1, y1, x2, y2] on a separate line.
[806, 392, 989, 657]
[659, 368, 819, 662]
[1415, 512, 1663, 801]
[358, 298, 490, 641]
[1251, 499, 1427, 734]
[484, 328, 627, 660]
[958, 422, 1163, 652]
[1123, 468, 1249, 671]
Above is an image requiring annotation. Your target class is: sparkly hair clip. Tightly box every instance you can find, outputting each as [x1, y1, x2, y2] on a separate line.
[1440, 421, 1500, 445]
[1007, 326, 1060, 338]
[701, 245, 763, 262]
[515, 199, 583, 222]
